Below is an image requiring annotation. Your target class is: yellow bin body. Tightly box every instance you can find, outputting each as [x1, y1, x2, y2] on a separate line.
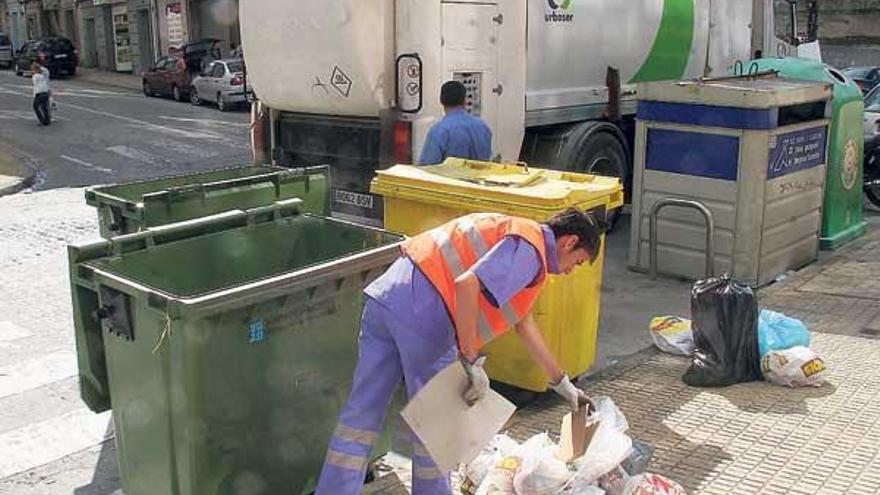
[371, 159, 623, 391]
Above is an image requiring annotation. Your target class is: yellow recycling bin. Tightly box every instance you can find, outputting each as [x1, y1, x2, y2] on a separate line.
[371, 158, 623, 391]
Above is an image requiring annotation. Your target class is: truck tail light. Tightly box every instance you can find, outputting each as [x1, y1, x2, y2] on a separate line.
[231, 76, 244, 86]
[393, 120, 412, 164]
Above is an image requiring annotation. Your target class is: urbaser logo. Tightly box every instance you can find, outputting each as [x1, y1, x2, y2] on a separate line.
[546, 0, 574, 23]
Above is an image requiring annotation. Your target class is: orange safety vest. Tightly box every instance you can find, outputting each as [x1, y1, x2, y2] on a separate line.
[402, 213, 549, 356]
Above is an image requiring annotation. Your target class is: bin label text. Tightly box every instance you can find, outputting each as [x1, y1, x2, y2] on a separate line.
[768, 127, 827, 179]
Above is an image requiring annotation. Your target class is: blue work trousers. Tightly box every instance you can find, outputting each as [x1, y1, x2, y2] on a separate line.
[315, 298, 458, 494]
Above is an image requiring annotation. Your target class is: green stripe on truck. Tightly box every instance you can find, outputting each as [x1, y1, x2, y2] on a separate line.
[630, 0, 695, 83]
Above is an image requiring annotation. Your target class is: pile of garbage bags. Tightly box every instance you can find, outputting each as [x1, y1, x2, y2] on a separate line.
[649, 275, 827, 388]
[459, 398, 685, 495]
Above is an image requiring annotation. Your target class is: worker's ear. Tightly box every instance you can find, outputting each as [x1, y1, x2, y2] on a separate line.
[561, 234, 579, 252]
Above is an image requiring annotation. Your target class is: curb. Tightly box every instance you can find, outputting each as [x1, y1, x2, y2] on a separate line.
[0, 147, 38, 197]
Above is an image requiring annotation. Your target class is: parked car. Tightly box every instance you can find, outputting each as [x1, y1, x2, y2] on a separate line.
[142, 38, 223, 102]
[190, 59, 253, 111]
[843, 66, 880, 96]
[14, 37, 78, 77]
[0, 33, 13, 69]
[142, 54, 191, 101]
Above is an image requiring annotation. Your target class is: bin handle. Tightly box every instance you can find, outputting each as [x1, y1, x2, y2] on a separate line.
[245, 198, 303, 225]
[110, 210, 248, 255]
[648, 198, 716, 279]
[148, 172, 284, 203]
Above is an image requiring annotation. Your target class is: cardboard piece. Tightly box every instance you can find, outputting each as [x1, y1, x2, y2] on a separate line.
[556, 404, 600, 463]
[401, 362, 516, 472]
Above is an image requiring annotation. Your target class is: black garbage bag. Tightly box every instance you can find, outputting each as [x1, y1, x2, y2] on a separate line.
[682, 275, 762, 387]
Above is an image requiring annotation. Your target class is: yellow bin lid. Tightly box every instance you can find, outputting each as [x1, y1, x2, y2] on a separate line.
[371, 158, 624, 217]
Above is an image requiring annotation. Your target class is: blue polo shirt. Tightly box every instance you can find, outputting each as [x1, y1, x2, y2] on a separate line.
[418, 109, 493, 165]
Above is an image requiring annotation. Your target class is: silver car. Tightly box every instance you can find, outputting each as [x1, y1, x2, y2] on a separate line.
[190, 59, 253, 111]
[0, 33, 13, 69]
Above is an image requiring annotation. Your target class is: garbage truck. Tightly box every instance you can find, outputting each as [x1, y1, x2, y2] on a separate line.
[241, 0, 819, 224]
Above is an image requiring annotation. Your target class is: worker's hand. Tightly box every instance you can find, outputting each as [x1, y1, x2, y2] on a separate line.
[550, 374, 592, 413]
[461, 356, 490, 407]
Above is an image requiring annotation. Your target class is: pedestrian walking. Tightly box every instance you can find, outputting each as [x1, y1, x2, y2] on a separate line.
[418, 80, 493, 165]
[31, 62, 51, 126]
[315, 209, 604, 495]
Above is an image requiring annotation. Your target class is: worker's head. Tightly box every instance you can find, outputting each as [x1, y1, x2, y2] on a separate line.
[30, 61, 41, 72]
[440, 80, 467, 111]
[545, 209, 606, 274]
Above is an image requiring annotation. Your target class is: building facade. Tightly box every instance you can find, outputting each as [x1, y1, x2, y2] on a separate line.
[1, 0, 239, 73]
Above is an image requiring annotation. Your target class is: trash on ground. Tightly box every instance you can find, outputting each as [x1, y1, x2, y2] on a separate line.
[682, 275, 762, 387]
[649, 316, 694, 356]
[557, 404, 600, 463]
[757, 309, 810, 358]
[761, 346, 827, 388]
[475, 455, 522, 495]
[621, 473, 687, 495]
[621, 440, 655, 476]
[460, 397, 686, 494]
[514, 433, 571, 494]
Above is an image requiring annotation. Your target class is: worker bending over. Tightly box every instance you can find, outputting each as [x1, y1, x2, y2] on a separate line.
[316, 209, 604, 494]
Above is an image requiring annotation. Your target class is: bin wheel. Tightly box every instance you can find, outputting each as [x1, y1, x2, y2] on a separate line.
[559, 122, 630, 230]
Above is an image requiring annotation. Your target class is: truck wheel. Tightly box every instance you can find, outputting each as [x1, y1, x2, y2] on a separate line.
[559, 122, 629, 229]
[172, 85, 182, 102]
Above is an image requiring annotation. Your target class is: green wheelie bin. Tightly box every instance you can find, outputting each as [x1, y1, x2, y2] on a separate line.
[85, 165, 330, 238]
[69, 200, 403, 494]
[744, 58, 866, 249]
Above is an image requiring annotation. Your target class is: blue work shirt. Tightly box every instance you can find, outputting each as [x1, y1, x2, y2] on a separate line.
[418, 109, 493, 165]
[364, 226, 559, 332]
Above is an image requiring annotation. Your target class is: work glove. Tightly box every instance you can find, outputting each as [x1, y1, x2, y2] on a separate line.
[551, 373, 592, 413]
[461, 356, 490, 407]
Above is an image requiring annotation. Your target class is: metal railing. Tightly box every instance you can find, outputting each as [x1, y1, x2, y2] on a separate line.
[649, 198, 716, 279]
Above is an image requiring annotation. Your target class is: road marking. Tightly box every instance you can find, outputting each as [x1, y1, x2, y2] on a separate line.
[105, 145, 166, 166]
[61, 155, 112, 174]
[0, 83, 223, 141]
[158, 116, 250, 128]
[0, 351, 78, 399]
[0, 110, 31, 120]
[0, 408, 112, 479]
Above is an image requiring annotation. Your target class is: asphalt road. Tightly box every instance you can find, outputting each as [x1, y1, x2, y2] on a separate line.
[0, 69, 252, 190]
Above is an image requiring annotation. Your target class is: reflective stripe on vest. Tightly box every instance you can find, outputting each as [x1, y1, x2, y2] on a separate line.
[402, 214, 548, 356]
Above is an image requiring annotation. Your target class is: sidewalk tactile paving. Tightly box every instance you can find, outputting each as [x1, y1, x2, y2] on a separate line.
[502, 237, 880, 495]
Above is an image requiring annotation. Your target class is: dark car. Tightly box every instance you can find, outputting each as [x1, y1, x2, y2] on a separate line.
[0, 33, 13, 69]
[14, 37, 78, 77]
[843, 66, 880, 96]
[142, 38, 222, 102]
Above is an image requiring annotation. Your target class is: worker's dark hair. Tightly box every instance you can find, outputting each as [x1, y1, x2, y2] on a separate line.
[440, 80, 467, 107]
[545, 208, 606, 262]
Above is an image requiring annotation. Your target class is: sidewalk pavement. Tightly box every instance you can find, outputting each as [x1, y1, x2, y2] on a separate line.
[0, 182, 878, 494]
[73, 68, 142, 93]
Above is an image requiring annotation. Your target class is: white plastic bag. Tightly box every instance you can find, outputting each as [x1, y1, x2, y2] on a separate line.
[649, 316, 694, 356]
[559, 482, 606, 495]
[512, 433, 571, 495]
[568, 398, 633, 485]
[761, 346, 827, 387]
[621, 473, 686, 495]
[461, 434, 520, 490]
[475, 456, 521, 495]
